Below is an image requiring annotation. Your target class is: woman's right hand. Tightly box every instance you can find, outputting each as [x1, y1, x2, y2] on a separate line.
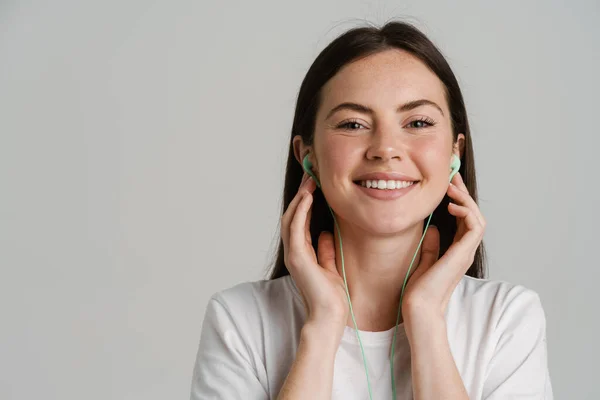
[280, 172, 349, 333]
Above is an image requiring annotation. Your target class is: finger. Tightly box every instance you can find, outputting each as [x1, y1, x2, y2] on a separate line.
[317, 231, 337, 274]
[301, 171, 309, 185]
[305, 199, 313, 243]
[433, 211, 481, 287]
[303, 179, 316, 243]
[282, 177, 309, 225]
[450, 171, 468, 193]
[450, 173, 486, 227]
[408, 225, 440, 283]
[447, 183, 485, 228]
[447, 203, 484, 246]
[281, 176, 316, 243]
[304, 182, 316, 244]
[447, 183, 477, 210]
[289, 191, 313, 262]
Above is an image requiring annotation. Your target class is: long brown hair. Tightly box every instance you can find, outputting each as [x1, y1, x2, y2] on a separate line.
[267, 20, 487, 280]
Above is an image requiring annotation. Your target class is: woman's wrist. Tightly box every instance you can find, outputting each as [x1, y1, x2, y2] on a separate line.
[301, 318, 344, 355]
[403, 304, 446, 345]
[277, 319, 342, 399]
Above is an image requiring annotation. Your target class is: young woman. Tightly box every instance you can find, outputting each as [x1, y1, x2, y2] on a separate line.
[190, 21, 553, 399]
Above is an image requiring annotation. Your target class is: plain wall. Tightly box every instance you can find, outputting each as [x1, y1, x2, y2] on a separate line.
[1, 0, 598, 398]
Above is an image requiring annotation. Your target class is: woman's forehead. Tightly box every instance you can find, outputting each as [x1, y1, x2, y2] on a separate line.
[319, 49, 447, 115]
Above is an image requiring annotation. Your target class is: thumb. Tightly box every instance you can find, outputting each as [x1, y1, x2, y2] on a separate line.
[317, 231, 337, 274]
[409, 225, 440, 281]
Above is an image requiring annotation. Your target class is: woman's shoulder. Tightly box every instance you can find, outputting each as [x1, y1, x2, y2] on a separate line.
[205, 275, 304, 330]
[450, 275, 547, 336]
[194, 276, 304, 397]
[211, 274, 299, 306]
[457, 274, 544, 309]
[450, 277, 552, 398]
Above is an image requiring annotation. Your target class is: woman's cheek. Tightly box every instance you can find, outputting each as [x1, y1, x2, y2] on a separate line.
[414, 153, 450, 188]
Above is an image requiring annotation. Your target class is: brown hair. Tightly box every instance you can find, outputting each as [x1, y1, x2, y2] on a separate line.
[267, 20, 487, 280]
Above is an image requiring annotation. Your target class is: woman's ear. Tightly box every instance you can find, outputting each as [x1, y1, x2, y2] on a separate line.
[454, 133, 466, 159]
[292, 135, 310, 166]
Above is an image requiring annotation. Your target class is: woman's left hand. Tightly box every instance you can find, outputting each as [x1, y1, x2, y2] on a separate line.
[401, 171, 486, 333]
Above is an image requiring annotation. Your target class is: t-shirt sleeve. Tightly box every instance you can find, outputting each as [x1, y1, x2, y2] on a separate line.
[482, 289, 553, 399]
[190, 294, 269, 400]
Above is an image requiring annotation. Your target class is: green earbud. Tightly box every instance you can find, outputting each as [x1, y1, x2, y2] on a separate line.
[303, 153, 460, 186]
[449, 154, 461, 183]
[302, 154, 321, 188]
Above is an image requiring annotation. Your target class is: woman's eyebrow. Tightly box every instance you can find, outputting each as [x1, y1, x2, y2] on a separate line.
[325, 99, 444, 120]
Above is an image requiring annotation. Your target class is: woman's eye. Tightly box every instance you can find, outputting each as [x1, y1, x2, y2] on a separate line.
[407, 118, 436, 129]
[337, 121, 366, 131]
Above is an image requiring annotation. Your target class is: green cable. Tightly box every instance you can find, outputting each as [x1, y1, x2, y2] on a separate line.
[327, 203, 374, 398]
[390, 212, 433, 399]
[326, 202, 434, 400]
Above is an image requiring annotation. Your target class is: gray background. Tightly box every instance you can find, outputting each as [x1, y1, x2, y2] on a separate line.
[1, 0, 598, 399]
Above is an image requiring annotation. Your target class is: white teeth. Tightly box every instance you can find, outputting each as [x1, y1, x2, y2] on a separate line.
[359, 180, 415, 189]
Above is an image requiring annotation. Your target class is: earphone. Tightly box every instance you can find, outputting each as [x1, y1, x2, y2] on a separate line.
[301, 153, 461, 400]
[449, 153, 460, 183]
[303, 155, 321, 189]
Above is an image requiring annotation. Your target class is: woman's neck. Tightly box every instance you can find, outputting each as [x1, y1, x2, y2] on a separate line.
[332, 218, 425, 332]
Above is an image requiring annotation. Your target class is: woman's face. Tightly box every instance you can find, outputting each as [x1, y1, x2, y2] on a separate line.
[306, 49, 464, 234]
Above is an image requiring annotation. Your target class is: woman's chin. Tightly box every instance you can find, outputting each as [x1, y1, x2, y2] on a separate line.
[355, 214, 419, 236]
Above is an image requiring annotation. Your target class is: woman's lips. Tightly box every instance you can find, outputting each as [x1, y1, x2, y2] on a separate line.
[353, 181, 418, 200]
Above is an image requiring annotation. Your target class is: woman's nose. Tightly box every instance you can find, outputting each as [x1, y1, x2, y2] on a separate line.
[365, 126, 403, 161]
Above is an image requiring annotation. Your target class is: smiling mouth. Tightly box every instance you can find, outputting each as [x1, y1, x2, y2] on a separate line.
[353, 179, 419, 190]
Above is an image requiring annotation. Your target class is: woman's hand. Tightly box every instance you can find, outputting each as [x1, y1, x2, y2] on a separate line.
[401, 171, 486, 334]
[281, 172, 349, 334]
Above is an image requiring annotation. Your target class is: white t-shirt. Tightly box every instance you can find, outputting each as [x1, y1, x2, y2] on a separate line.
[190, 274, 553, 399]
